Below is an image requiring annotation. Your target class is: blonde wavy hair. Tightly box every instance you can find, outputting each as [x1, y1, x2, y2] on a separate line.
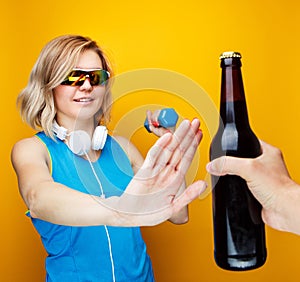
[17, 35, 113, 139]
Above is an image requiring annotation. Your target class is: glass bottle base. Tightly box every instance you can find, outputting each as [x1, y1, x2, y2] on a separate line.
[214, 253, 266, 271]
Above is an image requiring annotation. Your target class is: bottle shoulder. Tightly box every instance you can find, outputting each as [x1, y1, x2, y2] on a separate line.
[210, 124, 261, 159]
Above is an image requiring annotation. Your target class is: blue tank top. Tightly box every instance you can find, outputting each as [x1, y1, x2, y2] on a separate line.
[29, 132, 154, 282]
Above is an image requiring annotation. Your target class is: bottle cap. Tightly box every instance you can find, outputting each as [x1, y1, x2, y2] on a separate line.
[219, 51, 241, 60]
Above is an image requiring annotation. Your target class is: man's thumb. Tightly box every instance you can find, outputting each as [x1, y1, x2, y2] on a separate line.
[206, 156, 247, 177]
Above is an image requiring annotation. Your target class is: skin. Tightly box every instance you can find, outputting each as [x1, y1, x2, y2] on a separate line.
[206, 140, 300, 235]
[11, 49, 207, 227]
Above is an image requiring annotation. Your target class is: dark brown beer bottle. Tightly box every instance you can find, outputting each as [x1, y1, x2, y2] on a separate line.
[210, 51, 267, 271]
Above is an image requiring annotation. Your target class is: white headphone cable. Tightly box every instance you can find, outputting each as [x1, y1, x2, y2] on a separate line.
[85, 152, 116, 282]
[84, 152, 105, 197]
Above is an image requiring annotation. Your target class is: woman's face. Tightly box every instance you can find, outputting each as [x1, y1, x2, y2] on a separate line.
[53, 49, 107, 124]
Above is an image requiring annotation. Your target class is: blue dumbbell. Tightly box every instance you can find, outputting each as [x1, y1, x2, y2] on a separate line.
[144, 108, 179, 133]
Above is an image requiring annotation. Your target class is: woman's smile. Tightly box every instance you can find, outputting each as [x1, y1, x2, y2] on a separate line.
[73, 97, 95, 104]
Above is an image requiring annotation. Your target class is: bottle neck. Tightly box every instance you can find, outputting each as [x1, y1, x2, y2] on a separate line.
[220, 64, 250, 127]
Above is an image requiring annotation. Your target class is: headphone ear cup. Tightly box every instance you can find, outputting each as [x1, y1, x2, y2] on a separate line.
[52, 120, 68, 140]
[68, 130, 91, 156]
[92, 126, 108, 150]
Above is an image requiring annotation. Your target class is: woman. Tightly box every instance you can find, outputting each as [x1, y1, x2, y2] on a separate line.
[11, 35, 206, 281]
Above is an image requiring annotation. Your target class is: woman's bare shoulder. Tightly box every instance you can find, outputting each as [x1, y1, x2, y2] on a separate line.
[11, 135, 49, 167]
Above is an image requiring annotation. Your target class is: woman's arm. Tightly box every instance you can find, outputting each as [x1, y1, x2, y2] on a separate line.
[11, 136, 121, 226]
[12, 119, 206, 227]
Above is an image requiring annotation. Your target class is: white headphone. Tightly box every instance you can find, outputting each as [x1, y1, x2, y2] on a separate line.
[52, 120, 108, 156]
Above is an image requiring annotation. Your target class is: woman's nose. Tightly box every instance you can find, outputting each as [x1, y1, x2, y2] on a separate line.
[79, 76, 93, 91]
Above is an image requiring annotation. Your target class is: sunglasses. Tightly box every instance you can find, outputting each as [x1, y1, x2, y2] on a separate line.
[61, 68, 110, 86]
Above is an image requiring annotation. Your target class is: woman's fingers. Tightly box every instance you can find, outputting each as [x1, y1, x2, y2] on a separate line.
[141, 118, 201, 181]
[146, 110, 167, 136]
[155, 119, 201, 168]
[176, 127, 203, 175]
[171, 180, 207, 213]
[143, 120, 191, 169]
[169, 118, 201, 169]
[141, 132, 173, 169]
[153, 120, 192, 168]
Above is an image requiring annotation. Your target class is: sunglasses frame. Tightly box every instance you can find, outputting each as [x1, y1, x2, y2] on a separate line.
[61, 68, 110, 86]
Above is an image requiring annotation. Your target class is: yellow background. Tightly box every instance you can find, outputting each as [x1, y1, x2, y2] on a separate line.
[2, 0, 300, 281]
